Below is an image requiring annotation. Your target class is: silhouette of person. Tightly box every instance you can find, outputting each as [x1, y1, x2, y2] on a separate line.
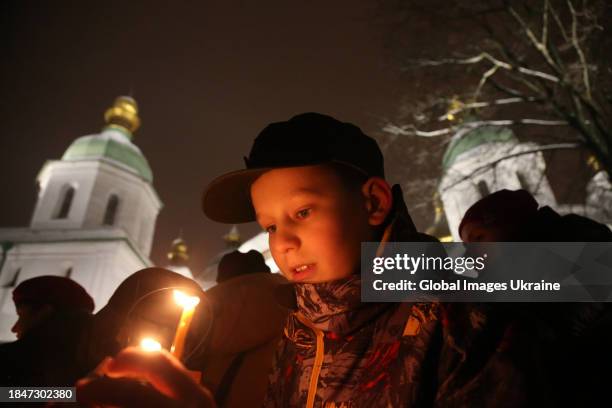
[0, 276, 95, 386]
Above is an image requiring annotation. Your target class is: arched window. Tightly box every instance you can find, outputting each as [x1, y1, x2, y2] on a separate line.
[55, 186, 75, 219]
[516, 172, 530, 192]
[103, 194, 120, 226]
[477, 180, 490, 197]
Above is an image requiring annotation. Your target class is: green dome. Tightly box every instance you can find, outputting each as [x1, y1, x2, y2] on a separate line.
[442, 125, 517, 171]
[62, 126, 153, 182]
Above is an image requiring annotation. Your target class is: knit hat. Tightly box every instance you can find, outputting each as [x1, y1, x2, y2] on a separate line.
[458, 189, 538, 239]
[13, 275, 95, 313]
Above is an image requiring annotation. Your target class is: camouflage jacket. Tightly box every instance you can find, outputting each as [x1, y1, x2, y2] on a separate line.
[264, 275, 532, 408]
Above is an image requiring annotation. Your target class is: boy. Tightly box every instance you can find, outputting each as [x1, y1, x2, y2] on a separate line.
[77, 113, 529, 407]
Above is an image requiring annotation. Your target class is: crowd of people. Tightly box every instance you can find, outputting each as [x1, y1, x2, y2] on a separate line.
[1, 112, 611, 407]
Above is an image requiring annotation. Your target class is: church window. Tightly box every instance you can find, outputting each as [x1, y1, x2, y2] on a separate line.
[55, 186, 75, 219]
[516, 172, 531, 192]
[103, 194, 120, 226]
[2, 267, 21, 288]
[477, 180, 490, 197]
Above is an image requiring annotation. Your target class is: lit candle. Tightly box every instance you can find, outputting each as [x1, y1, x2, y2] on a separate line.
[170, 290, 200, 360]
[140, 337, 162, 352]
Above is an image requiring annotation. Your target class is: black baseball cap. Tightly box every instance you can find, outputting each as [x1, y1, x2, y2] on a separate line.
[202, 112, 384, 223]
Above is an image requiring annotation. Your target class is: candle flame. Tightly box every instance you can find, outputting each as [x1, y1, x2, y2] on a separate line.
[140, 337, 162, 352]
[173, 290, 200, 310]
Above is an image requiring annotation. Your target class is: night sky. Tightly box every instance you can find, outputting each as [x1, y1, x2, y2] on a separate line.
[1, 1, 411, 273]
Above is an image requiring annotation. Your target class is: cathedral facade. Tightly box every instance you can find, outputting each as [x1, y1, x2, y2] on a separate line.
[0, 97, 162, 342]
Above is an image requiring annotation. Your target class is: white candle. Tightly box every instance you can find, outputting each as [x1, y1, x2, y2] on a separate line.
[170, 290, 200, 360]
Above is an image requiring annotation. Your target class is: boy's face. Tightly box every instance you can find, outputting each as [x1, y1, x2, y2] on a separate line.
[250, 165, 375, 283]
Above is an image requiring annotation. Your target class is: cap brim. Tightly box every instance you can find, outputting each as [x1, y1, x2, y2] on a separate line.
[202, 167, 270, 223]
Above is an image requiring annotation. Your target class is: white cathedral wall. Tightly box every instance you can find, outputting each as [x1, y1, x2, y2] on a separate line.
[31, 161, 97, 229]
[0, 238, 148, 342]
[30, 160, 161, 257]
[85, 162, 161, 256]
[586, 171, 612, 226]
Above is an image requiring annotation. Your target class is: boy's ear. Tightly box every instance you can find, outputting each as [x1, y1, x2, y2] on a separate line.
[362, 177, 393, 226]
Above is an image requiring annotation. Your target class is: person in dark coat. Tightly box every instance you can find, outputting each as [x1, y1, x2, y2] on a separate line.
[216, 250, 271, 284]
[459, 189, 612, 243]
[459, 189, 612, 406]
[0, 276, 95, 386]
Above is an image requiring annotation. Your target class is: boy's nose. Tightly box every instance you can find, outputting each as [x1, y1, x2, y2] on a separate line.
[273, 227, 300, 253]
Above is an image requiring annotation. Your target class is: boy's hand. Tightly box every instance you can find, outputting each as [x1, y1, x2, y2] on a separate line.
[76, 347, 215, 408]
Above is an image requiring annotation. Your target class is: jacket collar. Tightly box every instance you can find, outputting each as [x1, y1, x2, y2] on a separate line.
[292, 275, 392, 335]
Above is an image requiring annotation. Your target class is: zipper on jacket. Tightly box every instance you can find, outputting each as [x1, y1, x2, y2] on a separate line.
[296, 312, 324, 408]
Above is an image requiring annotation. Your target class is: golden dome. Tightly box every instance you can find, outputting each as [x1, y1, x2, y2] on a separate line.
[223, 225, 242, 248]
[104, 96, 141, 134]
[167, 236, 189, 266]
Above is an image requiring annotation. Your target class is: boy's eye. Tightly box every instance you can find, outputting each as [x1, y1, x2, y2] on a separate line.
[265, 225, 276, 233]
[296, 208, 311, 219]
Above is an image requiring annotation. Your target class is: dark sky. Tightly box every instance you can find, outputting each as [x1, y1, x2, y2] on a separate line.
[0, 0, 408, 273]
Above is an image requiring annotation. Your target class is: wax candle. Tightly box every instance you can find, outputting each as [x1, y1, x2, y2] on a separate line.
[170, 290, 200, 360]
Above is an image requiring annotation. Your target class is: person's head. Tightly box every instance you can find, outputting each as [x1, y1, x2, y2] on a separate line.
[217, 250, 271, 283]
[12, 275, 95, 339]
[459, 189, 539, 242]
[94, 268, 204, 351]
[203, 113, 393, 283]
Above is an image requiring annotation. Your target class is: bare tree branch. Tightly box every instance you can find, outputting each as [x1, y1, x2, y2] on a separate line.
[407, 52, 560, 82]
[383, 124, 453, 137]
[507, 4, 560, 73]
[489, 77, 534, 98]
[568, 0, 593, 100]
[549, 1, 570, 43]
[436, 96, 541, 122]
[474, 64, 500, 100]
[384, 119, 568, 138]
[542, 0, 550, 48]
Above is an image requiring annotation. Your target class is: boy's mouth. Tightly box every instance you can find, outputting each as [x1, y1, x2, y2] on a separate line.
[291, 263, 315, 281]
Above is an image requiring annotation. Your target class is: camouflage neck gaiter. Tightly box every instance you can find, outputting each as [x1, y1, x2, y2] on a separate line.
[294, 275, 392, 335]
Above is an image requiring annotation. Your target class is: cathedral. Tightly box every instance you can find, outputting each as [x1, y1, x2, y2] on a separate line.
[0, 96, 163, 342]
